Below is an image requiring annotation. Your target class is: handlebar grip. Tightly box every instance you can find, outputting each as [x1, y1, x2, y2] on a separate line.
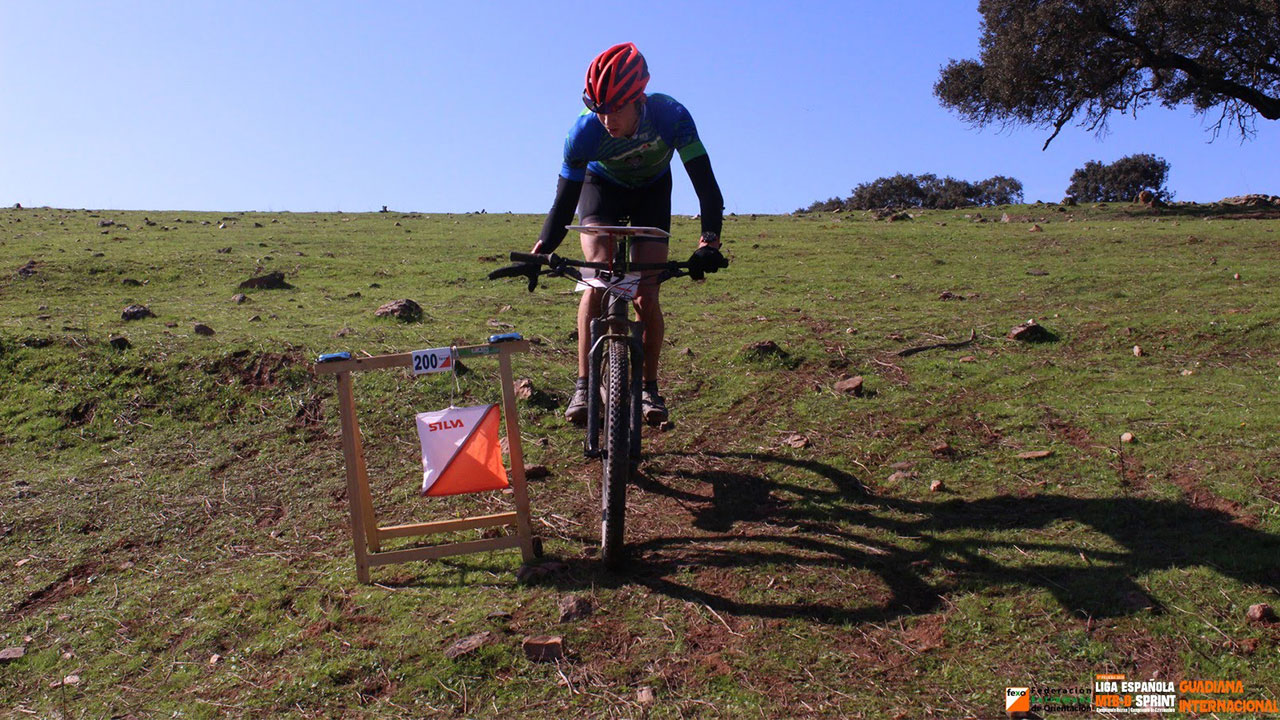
[509, 251, 546, 264]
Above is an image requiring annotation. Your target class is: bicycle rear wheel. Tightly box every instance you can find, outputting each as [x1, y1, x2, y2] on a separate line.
[600, 337, 630, 568]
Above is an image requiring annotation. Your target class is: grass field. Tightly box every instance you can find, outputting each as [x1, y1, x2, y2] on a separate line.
[1, 203, 1278, 718]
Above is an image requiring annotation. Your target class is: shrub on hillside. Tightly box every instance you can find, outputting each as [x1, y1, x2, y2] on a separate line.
[1065, 154, 1172, 203]
[800, 173, 1023, 212]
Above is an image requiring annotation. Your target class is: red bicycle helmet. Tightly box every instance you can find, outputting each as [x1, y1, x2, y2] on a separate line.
[583, 42, 649, 114]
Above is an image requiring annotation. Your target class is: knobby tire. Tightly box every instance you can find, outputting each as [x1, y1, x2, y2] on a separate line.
[600, 338, 630, 568]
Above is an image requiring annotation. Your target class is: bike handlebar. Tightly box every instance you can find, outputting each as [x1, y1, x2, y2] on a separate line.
[508, 251, 693, 274]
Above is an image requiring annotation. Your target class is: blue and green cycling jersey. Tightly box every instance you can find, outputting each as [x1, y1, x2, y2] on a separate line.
[560, 93, 708, 188]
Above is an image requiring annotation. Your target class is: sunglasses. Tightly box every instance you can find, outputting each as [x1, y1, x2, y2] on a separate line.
[582, 91, 629, 115]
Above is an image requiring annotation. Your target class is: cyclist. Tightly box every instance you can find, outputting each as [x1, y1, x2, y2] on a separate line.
[524, 42, 727, 426]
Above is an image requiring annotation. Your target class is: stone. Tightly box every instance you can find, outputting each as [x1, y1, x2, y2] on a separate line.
[238, 271, 292, 290]
[1133, 345, 1144, 357]
[522, 635, 565, 662]
[887, 470, 917, 483]
[108, 336, 131, 351]
[121, 304, 154, 321]
[231, 293, 249, 304]
[1120, 432, 1135, 444]
[929, 479, 945, 492]
[17, 260, 38, 278]
[1017, 450, 1054, 460]
[1029, 224, 1044, 232]
[637, 686, 656, 705]
[834, 375, 864, 396]
[783, 434, 811, 449]
[514, 378, 535, 399]
[193, 323, 215, 336]
[121, 278, 142, 287]
[444, 631, 493, 659]
[49, 674, 80, 688]
[0, 646, 24, 663]
[374, 299, 423, 322]
[1246, 603, 1276, 624]
[743, 340, 784, 358]
[523, 464, 549, 480]
[558, 595, 593, 623]
[931, 442, 957, 459]
[1007, 320, 1056, 343]
[1220, 194, 1280, 207]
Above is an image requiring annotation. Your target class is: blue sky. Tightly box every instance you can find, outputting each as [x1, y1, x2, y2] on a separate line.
[3, 1, 1277, 214]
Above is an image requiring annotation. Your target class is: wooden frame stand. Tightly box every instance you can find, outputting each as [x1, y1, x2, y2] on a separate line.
[315, 340, 539, 583]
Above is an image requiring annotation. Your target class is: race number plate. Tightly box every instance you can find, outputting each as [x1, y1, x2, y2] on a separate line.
[410, 347, 454, 375]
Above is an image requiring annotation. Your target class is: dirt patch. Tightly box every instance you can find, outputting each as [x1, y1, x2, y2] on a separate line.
[1092, 622, 1187, 681]
[1167, 469, 1257, 527]
[6, 562, 100, 619]
[63, 399, 98, 427]
[212, 350, 306, 389]
[293, 395, 325, 428]
[1040, 407, 1102, 455]
[904, 612, 946, 652]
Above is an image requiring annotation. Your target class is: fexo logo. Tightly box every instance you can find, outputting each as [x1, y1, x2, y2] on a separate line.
[427, 419, 465, 432]
[1006, 687, 1031, 713]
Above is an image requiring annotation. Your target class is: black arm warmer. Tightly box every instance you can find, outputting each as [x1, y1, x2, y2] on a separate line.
[535, 175, 583, 253]
[683, 154, 723, 237]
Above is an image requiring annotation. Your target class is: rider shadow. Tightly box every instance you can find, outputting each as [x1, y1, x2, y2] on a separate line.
[603, 451, 1280, 626]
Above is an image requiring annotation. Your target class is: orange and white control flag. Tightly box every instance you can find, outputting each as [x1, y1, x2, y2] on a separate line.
[415, 404, 509, 497]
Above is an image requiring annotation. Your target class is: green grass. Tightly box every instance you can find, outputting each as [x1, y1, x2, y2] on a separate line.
[1, 204, 1278, 718]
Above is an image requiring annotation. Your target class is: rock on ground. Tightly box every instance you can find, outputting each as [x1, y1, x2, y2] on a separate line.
[122, 304, 154, 321]
[1008, 320, 1056, 343]
[444, 631, 493, 659]
[522, 635, 565, 662]
[374, 299, 423, 322]
[238, 271, 292, 290]
[558, 595, 593, 623]
[834, 376, 864, 396]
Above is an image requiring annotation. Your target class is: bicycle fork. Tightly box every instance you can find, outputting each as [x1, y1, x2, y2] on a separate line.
[584, 312, 645, 461]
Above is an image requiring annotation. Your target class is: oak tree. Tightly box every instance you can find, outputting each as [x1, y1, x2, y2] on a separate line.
[935, 1, 1280, 148]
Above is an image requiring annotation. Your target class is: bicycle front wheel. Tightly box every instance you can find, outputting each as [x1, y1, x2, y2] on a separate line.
[600, 337, 630, 568]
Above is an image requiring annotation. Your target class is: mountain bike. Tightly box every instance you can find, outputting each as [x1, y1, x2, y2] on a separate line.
[491, 226, 710, 567]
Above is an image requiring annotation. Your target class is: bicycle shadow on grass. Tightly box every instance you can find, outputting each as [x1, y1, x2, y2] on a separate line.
[548, 451, 1280, 627]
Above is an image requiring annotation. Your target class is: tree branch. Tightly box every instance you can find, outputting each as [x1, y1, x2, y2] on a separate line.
[1094, 18, 1280, 120]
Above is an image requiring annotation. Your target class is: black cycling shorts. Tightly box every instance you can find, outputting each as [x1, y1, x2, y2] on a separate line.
[578, 170, 672, 242]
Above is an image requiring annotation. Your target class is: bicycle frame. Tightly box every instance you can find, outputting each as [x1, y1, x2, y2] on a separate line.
[584, 237, 645, 462]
